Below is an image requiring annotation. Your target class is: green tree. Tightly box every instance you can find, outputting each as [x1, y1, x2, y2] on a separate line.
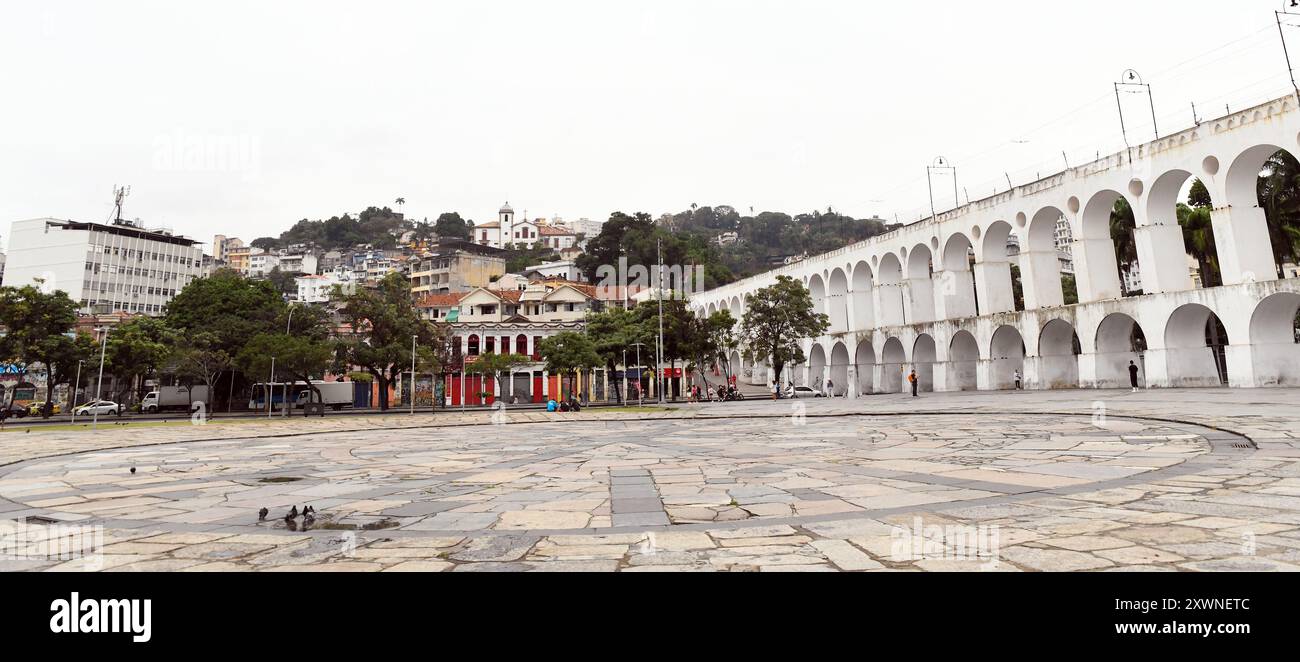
[1109, 198, 1138, 295]
[465, 353, 532, 405]
[236, 333, 334, 410]
[1060, 274, 1079, 306]
[1178, 202, 1220, 287]
[1259, 150, 1300, 271]
[584, 307, 639, 404]
[0, 282, 81, 403]
[250, 237, 280, 251]
[537, 332, 600, 402]
[165, 269, 284, 356]
[740, 276, 829, 388]
[335, 272, 441, 410]
[104, 316, 176, 406]
[434, 212, 472, 241]
[171, 331, 234, 409]
[706, 309, 740, 387]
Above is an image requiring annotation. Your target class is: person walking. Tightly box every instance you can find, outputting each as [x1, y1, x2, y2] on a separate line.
[908, 369, 918, 397]
[825, 378, 834, 398]
[1128, 361, 1140, 392]
[1013, 369, 1022, 390]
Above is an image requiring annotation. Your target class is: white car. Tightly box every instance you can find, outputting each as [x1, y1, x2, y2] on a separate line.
[74, 400, 124, 416]
[786, 385, 824, 398]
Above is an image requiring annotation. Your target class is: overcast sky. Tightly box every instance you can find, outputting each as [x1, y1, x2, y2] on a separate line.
[0, 1, 1286, 252]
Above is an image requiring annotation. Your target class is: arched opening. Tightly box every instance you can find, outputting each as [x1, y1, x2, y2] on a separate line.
[912, 334, 936, 393]
[728, 350, 744, 384]
[989, 325, 1026, 390]
[1094, 313, 1148, 388]
[1038, 319, 1081, 389]
[851, 261, 876, 330]
[980, 220, 1018, 313]
[830, 342, 850, 396]
[949, 330, 979, 391]
[808, 275, 827, 325]
[906, 244, 936, 323]
[940, 233, 977, 318]
[467, 334, 480, 356]
[1225, 144, 1297, 281]
[808, 343, 828, 393]
[1078, 190, 1128, 302]
[516, 334, 529, 357]
[854, 339, 875, 394]
[881, 337, 906, 393]
[1145, 169, 1205, 293]
[1249, 292, 1300, 386]
[1019, 207, 1066, 309]
[828, 269, 849, 333]
[730, 297, 742, 319]
[1164, 304, 1229, 386]
[876, 254, 905, 326]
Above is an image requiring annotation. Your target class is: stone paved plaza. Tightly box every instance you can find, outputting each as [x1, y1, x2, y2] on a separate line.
[1, 388, 1298, 572]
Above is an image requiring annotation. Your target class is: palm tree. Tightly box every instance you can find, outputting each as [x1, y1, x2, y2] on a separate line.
[1109, 198, 1138, 294]
[1178, 202, 1219, 287]
[395, 197, 406, 216]
[1258, 150, 1300, 274]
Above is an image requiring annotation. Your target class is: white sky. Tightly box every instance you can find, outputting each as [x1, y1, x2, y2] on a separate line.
[0, 0, 1287, 252]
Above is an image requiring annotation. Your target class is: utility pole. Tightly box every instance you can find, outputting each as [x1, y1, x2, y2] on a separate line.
[267, 357, 275, 419]
[656, 238, 665, 405]
[71, 359, 84, 424]
[410, 335, 417, 415]
[92, 328, 107, 429]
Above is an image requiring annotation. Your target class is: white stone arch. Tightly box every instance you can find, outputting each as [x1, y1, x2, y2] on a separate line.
[948, 329, 980, 391]
[827, 268, 849, 334]
[912, 333, 937, 393]
[881, 336, 906, 393]
[906, 243, 936, 323]
[1076, 190, 1127, 302]
[1139, 168, 1200, 294]
[808, 274, 828, 323]
[939, 232, 977, 318]
[989, 325, 1026, 390]
[854, 338, 875, 394]
[1249, 292, 1300, 386]
[808, 342, 829, 392]
[829, 341, 850, 396]
[1162, 303, 1229, 387]
[1093, 313, 1148, 388]
[1021, 206, 1066, 309]
[1038, 319, 1081, 389]
[876, 253, 905, 327]
[977, 220, 1016, 314]
[851, 261, 876, 331]
[1219, 143, 1284, 283]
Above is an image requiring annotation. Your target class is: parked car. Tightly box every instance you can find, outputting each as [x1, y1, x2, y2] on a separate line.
[0, 403, 28, 419]
[27, 401, 62, 416]
[786, 385, 824, 398]
[74, 400, 124, 416]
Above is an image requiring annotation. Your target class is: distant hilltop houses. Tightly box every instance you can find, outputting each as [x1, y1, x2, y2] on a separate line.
[472, 203, 584, 251]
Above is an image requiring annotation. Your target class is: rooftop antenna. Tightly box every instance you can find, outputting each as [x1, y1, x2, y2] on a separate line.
[112, 185, 131, 225]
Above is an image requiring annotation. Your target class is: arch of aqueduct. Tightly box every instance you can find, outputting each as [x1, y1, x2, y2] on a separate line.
[691, 94, 1300, 394]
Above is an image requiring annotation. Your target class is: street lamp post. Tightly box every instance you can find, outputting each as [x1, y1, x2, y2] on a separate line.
[657, 238, 666, 405]
[92, 328, 108, 430]
[70, 359, 84, 424]
[282, 303, 295, 417]
[410, 335, 417, 415]
[267, 356, 276, 419]
[630, 342, 645, 407]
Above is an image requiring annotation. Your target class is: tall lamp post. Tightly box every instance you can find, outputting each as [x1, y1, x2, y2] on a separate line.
[410, 335, 417, 415]
[267, 356, 276, 419]
[630, 342, 645, 407]
[281, 303, 295, 417]
[70, 359, 84, 424]
[92, 327, 108, 430]
[656, 238, 666, 405]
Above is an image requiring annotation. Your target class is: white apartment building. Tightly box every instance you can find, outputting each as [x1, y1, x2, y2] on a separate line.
[4, 218, 202, 315]
[278, 253, 318, 275]
[246, 251, 280, 277]
[295, 270, 354, 303]
[522, 259, 581, 282]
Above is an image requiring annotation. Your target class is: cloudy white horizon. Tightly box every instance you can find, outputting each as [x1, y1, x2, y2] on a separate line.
[0, 0, 1286, 251]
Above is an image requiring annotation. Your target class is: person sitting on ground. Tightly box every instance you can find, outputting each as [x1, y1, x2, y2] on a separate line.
[547, 399, 558, 412]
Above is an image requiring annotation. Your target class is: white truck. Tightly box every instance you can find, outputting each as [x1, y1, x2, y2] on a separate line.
[142, 385, 210, 413]
[294, 381, 354, 411]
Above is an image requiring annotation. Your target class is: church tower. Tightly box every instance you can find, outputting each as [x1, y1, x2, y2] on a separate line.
[499, 202, 514, 247]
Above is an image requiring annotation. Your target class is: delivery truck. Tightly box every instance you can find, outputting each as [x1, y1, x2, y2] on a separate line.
[141, 385, 210, 413]
[294, 381, 354, 411]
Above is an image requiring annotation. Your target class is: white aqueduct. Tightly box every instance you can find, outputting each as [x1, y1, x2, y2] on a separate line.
[690, 94, 1300, 395]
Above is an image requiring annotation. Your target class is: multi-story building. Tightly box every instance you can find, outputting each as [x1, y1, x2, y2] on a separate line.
[473, 204, 578, 251]
[408, 240, 507, 296]
[212, 235, 245, 262]
[4, 218, 202, 315]
[246, 250, 280, 278]
[295, 270, 355, 303]
[522, 259, 581, 282]
[224, 244, 253, 274]
[277, 252, 318, 276]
